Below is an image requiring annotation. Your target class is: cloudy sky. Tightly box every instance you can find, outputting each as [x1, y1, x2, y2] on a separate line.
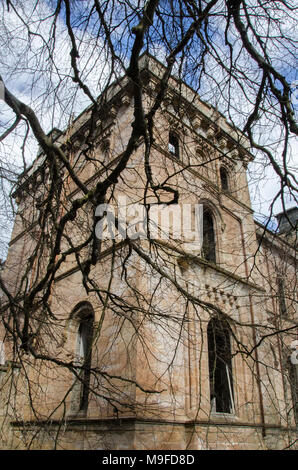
[0, 0, 297, 256]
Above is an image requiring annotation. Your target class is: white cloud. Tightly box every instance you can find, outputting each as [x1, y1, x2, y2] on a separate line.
[0, 0, 296, 258]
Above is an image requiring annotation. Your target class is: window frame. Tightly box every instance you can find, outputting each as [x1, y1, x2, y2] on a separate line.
[288, 359, 298, 425]
[0, 341, 5, 366]
[69, 302, 95, 415]
[76, 313, 94, 412]
[168, 132, 180, 159]
[207, 318, 235, 415]
[277, 276, 287, 316]
[219, 166, 229, 192]
[202, 208, 216, 264]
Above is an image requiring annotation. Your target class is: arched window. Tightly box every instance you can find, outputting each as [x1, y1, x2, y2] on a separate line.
[207, 318, 234, 414]
[202, 208, 216, 263]
[168, 133, 179, 159]
[71, 303, 94, 413]
[77, 314, 94, 411]
[220, 167, 229, 191]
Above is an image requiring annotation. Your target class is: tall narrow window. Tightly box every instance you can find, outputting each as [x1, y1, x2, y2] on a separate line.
[70, 304, 95, 415]
[220, 167, 229, 191]
[202, 208, 216, 263]
[288, 360, 298, 425]
[207, 318, 234, 414]
[168, 133, 179, 159]
[277, 277, 287, 316]
[0, 341, 5, 365]
[76, 313, 94, 411]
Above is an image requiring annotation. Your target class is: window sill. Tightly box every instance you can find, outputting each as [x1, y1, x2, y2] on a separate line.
[0, 361, 21, 372]
[210, 412, 239, 422]
[66, 409, 88, 419]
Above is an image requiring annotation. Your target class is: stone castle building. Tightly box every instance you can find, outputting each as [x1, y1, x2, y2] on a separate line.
[0, 53, 297, 450]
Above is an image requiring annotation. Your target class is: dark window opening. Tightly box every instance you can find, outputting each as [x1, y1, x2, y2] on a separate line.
[168, 133, 179, 159]
[220, 167, 229, 191]
[77, 313, 94, 411]
[207, 318, 234, 414]
[277, 277, 287, 316]
[202, 209, 216, 263]
[288, 359, 298, 425]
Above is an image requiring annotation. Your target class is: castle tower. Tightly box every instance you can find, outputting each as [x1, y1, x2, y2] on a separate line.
[0, 54, 297, 450]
